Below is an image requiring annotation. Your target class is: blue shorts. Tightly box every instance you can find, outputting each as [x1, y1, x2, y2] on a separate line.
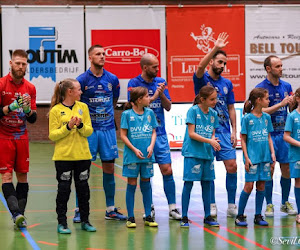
[245, 162, 271, 182]
[183, 157, 215, 181]
[272, 134, 289, 164]
[88, 129, 119, 161]
[214, 132, 236, 161]
[154, 134, 172, 164]
[289, 161, 300, 179]
[122, 162, 154, 178]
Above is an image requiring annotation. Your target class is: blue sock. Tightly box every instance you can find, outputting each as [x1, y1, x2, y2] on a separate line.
[281, 177, 291, 204]
[237, 190, 251, 216]
[103, 172, 115, 207]
[126, 184, 136, 218]
[201, 181, 211, 218]
[141, 179, 153, 206]
[163, 174, 176, 205]
[255, 189, 265, 215]
[181, 181, 193, 218]
[265, 180, 273, 205]
[75, 193, 79, 208]
[295, 187, 300, 214]
[140, 180, 151, 217]
[226, 173, 237, 204]
[210, 181, 215, 204]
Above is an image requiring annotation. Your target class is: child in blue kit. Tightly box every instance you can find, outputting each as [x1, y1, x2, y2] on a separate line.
[235, 88, 276, 227]
[284, 87, 300, 224]
[181, 85, 220, 228]
[120, 86, 158, 228]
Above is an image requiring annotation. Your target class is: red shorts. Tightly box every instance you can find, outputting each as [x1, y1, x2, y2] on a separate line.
[0, 139, 29, 174]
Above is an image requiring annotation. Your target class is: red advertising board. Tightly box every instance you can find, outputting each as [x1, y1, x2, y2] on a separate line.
[166, 6, 245, 102]
[91, 30, 161, 79]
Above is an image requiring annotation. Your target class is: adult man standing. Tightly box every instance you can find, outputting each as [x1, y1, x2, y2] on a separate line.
[127, 53, 181, 220]
[193, 33, 238, 217]
[256, 55, 296, 217]
[0, 49, 37, 229]
[76, 45, 126, 221]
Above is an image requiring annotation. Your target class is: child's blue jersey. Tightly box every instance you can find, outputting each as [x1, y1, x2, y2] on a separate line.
[241, 112, 274, 165]
[127, 75, 171, 136]
[256, 78, 293, 135]
[77, 68, 120, 130]
[193, 72, 235, 134]
[121, 107, 158, 165]
[284, 110, 300, 162]
[182, 105, 219, 160]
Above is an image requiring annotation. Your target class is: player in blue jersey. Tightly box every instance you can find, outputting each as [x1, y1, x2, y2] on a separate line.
[121, 86, 158, 228]
[181, 86, 220, 228]
[284, 88, 300, 224]
[76, 45, 126, 221]
[127, 53, 181, 220]
[193, 33, 238, 217]
[235, 88, 276, 227]
[256, 55, 296, 217]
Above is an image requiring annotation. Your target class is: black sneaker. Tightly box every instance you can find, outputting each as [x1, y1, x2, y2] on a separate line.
[180, 216, 189, 228]
[254, 214, 268, 226]
[203, 215, 219, 227]
[235, 215, 248, 227]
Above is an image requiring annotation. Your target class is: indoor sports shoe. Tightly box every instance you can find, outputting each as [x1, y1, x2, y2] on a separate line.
[210, 203, 217, 217]
[57, 224, 71, 234]
[265, 204, 274, 217]
[81, 221, 96, 232]
[143, 204, 155, 220]
[296, 214, 300, 224]
[227, 204, 238, 218]
[280, 201, 297, 215]
[204, 215, 219, 227]
[180, 216, 189, 228]
[126, 217, 136, 228]
[235, 215, 248, 227]
[73, 208, 81, 223]
[13, 213, 26, 229]
[169, 208, 182, 220]
[105, 208, 127, 220]
[144, 215, 158, 227]
[254, 214, 268, 226]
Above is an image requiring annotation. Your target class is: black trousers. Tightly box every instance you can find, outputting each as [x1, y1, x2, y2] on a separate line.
[55, 160, 91, 224]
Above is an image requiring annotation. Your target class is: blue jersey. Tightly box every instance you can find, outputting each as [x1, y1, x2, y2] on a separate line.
[127, 75, 171, 136]
[77, 68, 120, 130]
[256, 78, 293, 135]
[284, 110, 300, 162]
[121, 107, 158, 165]
[241, 112, 274, 165]
[182, 105, 219, 160]
[193, 72, 235, 134]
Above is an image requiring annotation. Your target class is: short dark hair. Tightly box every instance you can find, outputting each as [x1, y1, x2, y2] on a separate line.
[12, 49, 28, 59]
[264, 55, 279, 71]
[212, 50, 227, 59]
[88, 45, 103, 55]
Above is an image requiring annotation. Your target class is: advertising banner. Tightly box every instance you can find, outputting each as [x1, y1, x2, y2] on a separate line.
[166, 5, 245, 102]
[246, 5, 300, 95]
[85, 6, 166, 103]
[1, 6, 85, 104]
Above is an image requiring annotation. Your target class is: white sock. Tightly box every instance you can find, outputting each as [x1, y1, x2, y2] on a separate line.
[107, 206, 115, 212]
[169, 204, 176, 211]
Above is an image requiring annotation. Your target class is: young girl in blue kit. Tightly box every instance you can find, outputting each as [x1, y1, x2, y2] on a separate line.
[120, 86, 158, 228]
[235, 88, 276, 227]
[284, 87, 300, 224]
[181, 85, 220, 227]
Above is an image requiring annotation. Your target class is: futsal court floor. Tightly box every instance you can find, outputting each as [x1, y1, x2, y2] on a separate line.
[0, 141, 299, 250]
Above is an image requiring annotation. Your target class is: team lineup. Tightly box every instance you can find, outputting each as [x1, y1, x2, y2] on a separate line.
[0, 32, 300, 233]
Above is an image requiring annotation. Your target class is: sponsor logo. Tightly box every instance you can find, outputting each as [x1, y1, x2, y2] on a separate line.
[190, 24, 216, 53]
[2, 91, 12, 96]
[249, 120, 254, 125]
[89, 97, 110, 103]
[130, 116, 135, 121]
[61, 111, 66, 116]
[149, 102, 161, 109]
[142, 124, 152, 133]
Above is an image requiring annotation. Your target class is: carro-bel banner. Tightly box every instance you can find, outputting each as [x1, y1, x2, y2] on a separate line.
[166, 5, 245, 102]
[1, 5, 85, 104]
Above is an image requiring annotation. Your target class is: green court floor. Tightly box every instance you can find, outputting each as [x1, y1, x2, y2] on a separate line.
[0, 142, 299, 250]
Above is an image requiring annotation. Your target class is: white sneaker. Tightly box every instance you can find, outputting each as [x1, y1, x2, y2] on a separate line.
[227, 204, 238, 218]
[265, 204, 274, 217]
[296, 214, 300, 224]
[210, 203, 217, 217]
[280, 201, 297, 215]
[169, 208, 182, 220]
[143, 204, 155, 220]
